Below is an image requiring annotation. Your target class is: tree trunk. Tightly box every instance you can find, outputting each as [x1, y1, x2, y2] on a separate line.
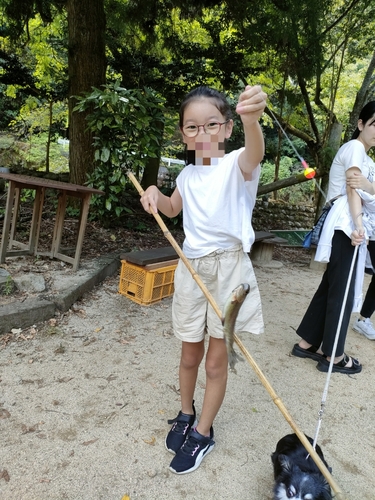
[66, 0, 106, 186]
[318, 121, 343, 209]
[273, 128, 282, 200]
[141, 156, 159, 189]
[257, 172, 313, 196]
[141, 119, 164, 189]
[345, 50, 375, 142]
[45, 99, 53, 173]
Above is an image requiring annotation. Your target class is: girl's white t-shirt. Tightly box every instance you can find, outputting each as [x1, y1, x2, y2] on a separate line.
[176, 148, 260, 259]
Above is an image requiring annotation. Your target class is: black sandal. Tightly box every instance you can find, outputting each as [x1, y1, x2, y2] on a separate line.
[291, 343, 325, 362]
[316, 354, 362, 374]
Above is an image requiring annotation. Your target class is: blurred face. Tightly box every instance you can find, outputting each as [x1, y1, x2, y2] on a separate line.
[358, 114, 375, 151]
[181, 99, 233, 165]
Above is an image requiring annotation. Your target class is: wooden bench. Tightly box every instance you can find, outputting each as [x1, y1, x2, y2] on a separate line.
[120, 230, 288, 269]
[250, 231, 288, 264]
[120, 246, 179, 269]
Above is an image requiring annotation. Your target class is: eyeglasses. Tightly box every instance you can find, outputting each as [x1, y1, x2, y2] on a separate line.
[182, 120, 230, 138]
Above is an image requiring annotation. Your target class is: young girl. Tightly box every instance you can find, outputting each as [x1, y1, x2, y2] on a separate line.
[140, 85, 267, 474]
[292, 101, 375, 374]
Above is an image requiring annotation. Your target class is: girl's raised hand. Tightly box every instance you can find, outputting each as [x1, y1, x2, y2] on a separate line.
[236, 85, 267, 125]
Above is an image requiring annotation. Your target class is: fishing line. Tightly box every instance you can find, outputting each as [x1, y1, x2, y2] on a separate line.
[268, 108, 307, 167]
[268, 107, 327, 202]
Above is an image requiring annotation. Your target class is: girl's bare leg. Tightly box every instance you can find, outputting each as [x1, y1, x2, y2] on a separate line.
[179, 340, 205, 415]
[196, 337, 228, 436]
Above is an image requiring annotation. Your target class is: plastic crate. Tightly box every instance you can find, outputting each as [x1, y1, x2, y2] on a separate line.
[118, 260, 177, 305]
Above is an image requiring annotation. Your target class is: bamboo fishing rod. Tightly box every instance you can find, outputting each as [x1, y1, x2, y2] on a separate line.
[127, 171, 346, 500]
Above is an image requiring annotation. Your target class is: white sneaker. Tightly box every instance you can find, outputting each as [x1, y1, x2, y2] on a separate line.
[353, 318, 375, 340]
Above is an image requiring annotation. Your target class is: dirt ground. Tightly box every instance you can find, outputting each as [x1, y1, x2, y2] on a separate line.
[0, 247, 374, 500]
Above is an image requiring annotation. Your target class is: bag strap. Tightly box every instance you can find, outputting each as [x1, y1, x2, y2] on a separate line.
[325, 194, 342, 208]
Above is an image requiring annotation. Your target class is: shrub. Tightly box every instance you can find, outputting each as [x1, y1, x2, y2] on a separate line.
[74, 81, 170, 221]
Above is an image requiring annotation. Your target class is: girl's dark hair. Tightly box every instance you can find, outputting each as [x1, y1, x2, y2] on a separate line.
[179, 86, 232, 127]
[351, 101, 375, 139]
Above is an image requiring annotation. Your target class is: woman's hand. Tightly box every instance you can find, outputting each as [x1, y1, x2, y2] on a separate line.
[350, 227, 366, 246]
[346, 171, 374, 193]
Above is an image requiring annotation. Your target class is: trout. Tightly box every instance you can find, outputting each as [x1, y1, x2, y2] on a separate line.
[222, 283, 250, 373]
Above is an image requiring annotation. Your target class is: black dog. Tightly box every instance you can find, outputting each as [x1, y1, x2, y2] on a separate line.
[271, 433, 332, 500]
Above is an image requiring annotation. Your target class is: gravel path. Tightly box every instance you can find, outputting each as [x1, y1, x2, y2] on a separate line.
[1, 259, 374, 499]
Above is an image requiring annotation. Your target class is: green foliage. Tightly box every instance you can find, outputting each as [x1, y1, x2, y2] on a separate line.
[1, 11, 68, 170]
[27, 15, 68, 94]
[3, 275, 14, 296]
[65, 206, 80, 218]
[0, 133, 22, 166]
[260, 157, 294, 185]
[1, 0, 375, 212]
[20, 188, 35, 202]
[2, 0, 64, 39]
[74, 81, 170, 221]
[11, 133, 69, 172]
[10, 96, 68, 137]
[260, 156, 314, 204]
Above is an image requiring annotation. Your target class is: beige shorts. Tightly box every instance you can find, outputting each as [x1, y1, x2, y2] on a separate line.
[172, 246, 264, 342]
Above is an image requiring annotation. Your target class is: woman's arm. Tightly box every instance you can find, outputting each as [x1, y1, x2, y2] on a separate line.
[346, 171, 375, 195]
[346, 167, 365, 245]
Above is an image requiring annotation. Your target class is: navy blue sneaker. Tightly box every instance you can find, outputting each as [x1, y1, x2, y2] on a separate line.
[165, 402, 197, 454]
[169, 426, 215, 474]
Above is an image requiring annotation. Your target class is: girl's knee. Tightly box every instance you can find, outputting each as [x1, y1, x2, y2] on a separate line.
[204, 337, 228, 378]
[180, 354, 201, 370]
[180, 342, 204, 369]
[205, 355, 228, 380]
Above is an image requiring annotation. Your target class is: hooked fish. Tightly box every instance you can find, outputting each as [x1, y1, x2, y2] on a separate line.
[222, 283, 250, 373]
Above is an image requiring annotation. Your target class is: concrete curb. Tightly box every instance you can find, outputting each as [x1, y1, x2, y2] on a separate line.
[0, 254, 121, 335]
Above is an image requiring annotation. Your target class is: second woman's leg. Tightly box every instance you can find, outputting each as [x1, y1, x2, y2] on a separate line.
[296, 270, 330, 348]
[359, 240, 375, 318]
[321, 230, 357, 357]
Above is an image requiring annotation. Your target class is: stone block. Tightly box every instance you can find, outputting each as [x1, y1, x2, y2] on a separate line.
[0, 298, 56, 334]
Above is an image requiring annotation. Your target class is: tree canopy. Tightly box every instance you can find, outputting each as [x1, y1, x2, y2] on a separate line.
[1, 0, 375, 214]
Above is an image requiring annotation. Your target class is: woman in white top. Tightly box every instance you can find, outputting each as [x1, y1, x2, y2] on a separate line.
[292, 101, 375, 374]
[346, 103, 375, 339]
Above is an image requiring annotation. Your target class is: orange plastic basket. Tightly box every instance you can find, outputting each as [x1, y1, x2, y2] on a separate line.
[118, 260, 177, 305]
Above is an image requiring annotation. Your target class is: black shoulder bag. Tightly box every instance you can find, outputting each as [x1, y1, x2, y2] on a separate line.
[303, 196, 340, 248]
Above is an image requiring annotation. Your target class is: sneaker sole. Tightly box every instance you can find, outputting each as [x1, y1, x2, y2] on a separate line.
[169, 443, 215, 474]
[352, 326, 375, 340]
[165, 442, 177, 454]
